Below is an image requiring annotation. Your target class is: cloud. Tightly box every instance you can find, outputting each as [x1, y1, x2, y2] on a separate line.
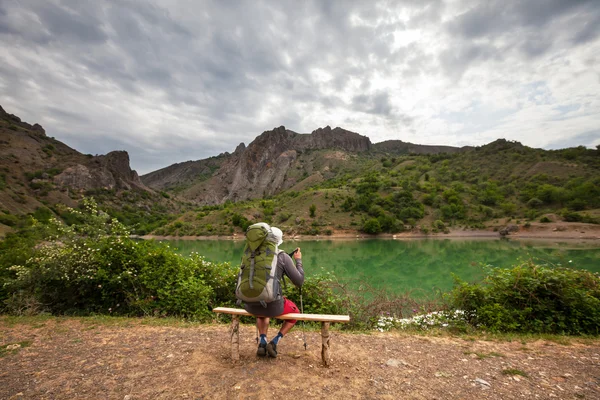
[0, 0, 599, 174]
[546, 130, 600, 149]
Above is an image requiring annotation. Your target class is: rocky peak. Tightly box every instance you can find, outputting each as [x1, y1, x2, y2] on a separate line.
[309, 126, 371, 152]
[1, 105, 46, 136]
[242, 126, 296, 170]
[54, 150, 150, 192]
[234, 142, 246, 154]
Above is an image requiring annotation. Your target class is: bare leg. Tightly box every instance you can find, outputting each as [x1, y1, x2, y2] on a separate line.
[279, 320, 296, 336]
[256, 317, 270, 335]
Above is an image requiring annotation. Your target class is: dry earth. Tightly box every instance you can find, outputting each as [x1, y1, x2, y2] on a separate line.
[1, 318, 599, 399]
[139, 221, 600, 242]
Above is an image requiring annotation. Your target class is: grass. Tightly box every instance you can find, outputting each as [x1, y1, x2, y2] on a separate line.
[0, 340, 32, 357]
[2, 315, 600, 343]
[502, 368, 528, 377]
[463, 351, 505, 359]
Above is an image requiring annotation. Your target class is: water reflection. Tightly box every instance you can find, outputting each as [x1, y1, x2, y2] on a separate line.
[164, 238, 600, 295]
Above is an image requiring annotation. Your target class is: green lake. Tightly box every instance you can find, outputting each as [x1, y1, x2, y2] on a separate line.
[165, 238, 600, 296]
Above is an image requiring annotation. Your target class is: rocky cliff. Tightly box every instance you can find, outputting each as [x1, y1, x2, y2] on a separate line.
[0, 105, 150, 214]
[53, 151, 149, 192]
[142, 124, 467, 205]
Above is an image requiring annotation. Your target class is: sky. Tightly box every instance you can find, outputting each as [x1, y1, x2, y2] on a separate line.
[1, 0, 599, 174]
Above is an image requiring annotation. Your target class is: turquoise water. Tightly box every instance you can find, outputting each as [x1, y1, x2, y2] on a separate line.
[164, 238, 600, 295]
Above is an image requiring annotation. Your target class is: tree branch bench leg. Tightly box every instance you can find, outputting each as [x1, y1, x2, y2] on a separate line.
[321, 321, 331, 367]
[231, 315, 240, 362]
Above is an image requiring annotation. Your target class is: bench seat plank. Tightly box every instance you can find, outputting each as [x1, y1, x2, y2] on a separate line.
[213, 307, 350, 323]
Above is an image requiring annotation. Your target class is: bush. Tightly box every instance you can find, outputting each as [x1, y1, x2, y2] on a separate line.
[1, 199, 238, 319]
[231, 213, 252, 231]
[0, 213, 19, 227]
[527, 198, 544, 208]
[362, 218, 382, 234]
[539, 216, 551, 223]
[433, 220, 446, 230]
[449, 261, 600, 334]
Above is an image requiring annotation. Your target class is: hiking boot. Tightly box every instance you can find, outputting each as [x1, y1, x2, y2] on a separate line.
[257, 342, 267, 357]
[266, 341, 278, 358]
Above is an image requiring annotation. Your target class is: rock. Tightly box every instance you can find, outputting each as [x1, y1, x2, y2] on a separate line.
[54, 152, 151, 192]
[124, 395, 132, 400]
[142, 125, 371, 204]
[386, 359, 409, 368]
[6, 344, 21, 350]
[499, 224, 519, 236]
[32, 123, 46, 135]
[474, 378, 491, 389]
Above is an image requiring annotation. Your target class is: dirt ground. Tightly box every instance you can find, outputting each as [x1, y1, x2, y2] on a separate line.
[1, 318, 599, 400]
[141, 221, 600, 241]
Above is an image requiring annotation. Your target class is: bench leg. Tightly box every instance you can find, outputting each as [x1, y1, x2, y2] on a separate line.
[321, 321, 330, 367]
[231, 315, 240, 362]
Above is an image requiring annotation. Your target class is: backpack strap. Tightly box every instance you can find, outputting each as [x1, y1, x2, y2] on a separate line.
[249, 250, 256, 289]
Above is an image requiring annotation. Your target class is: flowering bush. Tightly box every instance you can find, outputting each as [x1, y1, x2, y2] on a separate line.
[376, 310, 472, 332]
[449, 261, 600, 334]
[3, 199, 238, 319]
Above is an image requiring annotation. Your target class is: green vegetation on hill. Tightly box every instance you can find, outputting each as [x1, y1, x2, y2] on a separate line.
[154, 140, 600, 237]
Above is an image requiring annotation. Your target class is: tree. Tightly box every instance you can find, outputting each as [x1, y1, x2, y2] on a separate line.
[309, 204, 316, 218]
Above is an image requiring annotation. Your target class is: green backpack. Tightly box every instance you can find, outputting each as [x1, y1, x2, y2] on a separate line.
[235, 222, 281, 307]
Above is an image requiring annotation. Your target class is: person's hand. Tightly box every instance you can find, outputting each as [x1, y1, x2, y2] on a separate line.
[294, 247, 302, 260]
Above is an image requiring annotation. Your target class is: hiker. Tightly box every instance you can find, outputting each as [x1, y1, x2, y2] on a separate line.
[235, 223, 304, 358]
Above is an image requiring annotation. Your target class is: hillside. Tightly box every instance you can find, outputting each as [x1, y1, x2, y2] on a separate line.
[149, 138, 600, 237]
[1, 105, 598, 239]
[141, 125, 469, 204]
[0, 105, 185, 235]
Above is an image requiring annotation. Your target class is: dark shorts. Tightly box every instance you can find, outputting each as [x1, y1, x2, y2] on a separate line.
[280, 297, 299, 325]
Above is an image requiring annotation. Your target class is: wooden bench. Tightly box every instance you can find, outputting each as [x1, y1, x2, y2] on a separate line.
[213, 307, 350, 366]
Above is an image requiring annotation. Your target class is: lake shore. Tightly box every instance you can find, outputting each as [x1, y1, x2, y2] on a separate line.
[138, 221, 600, 241]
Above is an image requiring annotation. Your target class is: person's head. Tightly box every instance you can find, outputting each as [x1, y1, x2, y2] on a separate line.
[271, 227, 283, 246]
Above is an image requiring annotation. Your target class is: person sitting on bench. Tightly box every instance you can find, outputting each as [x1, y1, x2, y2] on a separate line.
[241, 227, 304, 358]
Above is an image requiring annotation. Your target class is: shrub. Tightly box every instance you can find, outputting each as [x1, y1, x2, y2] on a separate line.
[449, 261, 600, 334]
[309, 204, 316, 218]
[433, 220, 446, 230]
[0, 213, 19, 227]
[277, 212, 291, 223]
[527, 198, 544, 208]
[362, 218, 382, 234]
[539, 216, 551, 223]
[1, 199, 238, 319]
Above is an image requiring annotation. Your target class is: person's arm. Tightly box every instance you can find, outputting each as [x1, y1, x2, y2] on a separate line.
[281, 248, 304, 287]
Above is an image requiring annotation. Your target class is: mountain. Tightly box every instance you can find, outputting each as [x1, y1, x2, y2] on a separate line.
[0, 105, 151, 215]
[372, 140, 472, 154]
[141, 125, 468, 204]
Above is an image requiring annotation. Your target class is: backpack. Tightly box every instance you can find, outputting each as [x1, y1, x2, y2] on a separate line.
[235, 222, 282, 307]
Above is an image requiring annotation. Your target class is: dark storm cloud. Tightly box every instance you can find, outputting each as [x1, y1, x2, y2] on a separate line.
[545, 130, 600, 150]
[352, 92, 394, 116]
[1, 0, 599, 173]
[441, 0, 600, 77]
[448, 0, 595, 39]
[34, 1, 108, 44]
